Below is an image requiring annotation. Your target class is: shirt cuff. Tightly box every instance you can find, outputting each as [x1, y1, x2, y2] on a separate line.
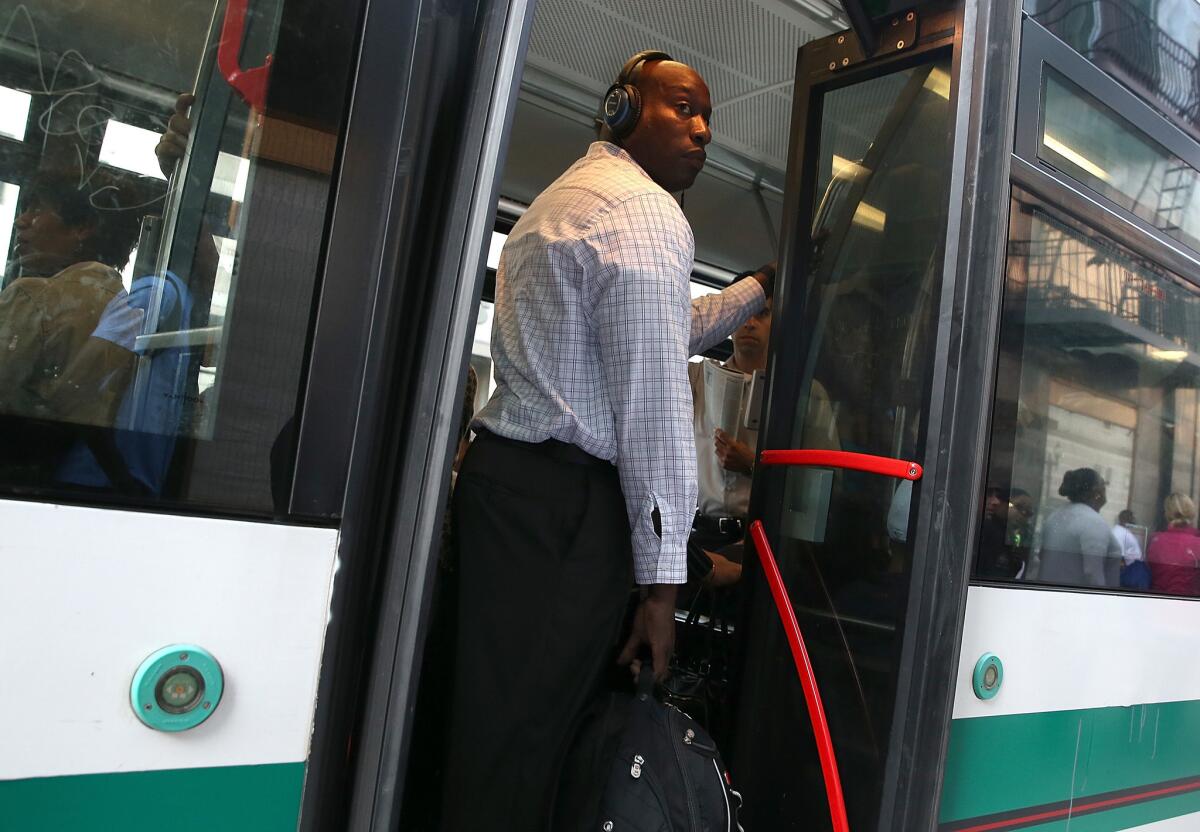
[633, 540, 689, 585]
[731, 272, 766, 309]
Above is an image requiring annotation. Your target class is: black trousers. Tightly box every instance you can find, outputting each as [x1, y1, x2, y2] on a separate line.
[440, 432, 633, 831]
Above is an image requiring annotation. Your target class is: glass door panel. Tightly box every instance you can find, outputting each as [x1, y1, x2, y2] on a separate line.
[735, 52, 954, 831]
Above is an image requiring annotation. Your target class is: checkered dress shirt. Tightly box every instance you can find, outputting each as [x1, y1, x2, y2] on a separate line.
[475, 142, 764, 584]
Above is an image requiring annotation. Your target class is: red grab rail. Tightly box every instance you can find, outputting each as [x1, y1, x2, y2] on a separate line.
[759, 449, 922, 481]
[748, 449, 925, 832]
[748, 520, 850, 832]
[218, 0, 274, 111]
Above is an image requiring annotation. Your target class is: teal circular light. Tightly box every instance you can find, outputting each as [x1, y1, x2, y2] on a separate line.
[131, 645, 223, 731]
[972, 652, 1004, 701]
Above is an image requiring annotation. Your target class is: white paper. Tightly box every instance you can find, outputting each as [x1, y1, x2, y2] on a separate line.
[703, 359, 746, 436]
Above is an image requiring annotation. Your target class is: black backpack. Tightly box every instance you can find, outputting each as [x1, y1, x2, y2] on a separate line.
[552, 666, 744, 831]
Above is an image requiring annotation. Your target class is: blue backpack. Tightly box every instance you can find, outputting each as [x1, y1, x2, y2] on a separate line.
[1120, 559, 1152, 590]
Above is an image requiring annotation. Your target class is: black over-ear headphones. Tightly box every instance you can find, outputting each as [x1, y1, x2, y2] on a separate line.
[598, 49, 673, 143]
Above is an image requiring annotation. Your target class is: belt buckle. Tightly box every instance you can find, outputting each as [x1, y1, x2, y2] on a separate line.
[718, 517, 736, 535]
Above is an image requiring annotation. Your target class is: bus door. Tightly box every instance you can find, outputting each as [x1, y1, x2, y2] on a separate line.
[0, 0, 531, 827]
[731, 4, 1021, 830]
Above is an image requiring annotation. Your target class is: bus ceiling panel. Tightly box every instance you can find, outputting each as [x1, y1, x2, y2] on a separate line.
[518, 0, 844, 182]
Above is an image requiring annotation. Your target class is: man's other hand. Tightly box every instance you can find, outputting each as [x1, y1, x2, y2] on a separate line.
[753, 260, 777, 299]
[714, 428, 754, 474]
[618, 583, 677, 682]
[705, 550, 742, 588]
[156, 93, 194, 178]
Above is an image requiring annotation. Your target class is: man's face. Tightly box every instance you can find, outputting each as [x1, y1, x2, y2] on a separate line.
[13, 196, 87, 276]
[621, 61, 712, 192]
[733, 298, 771, 362]
[984, 490, 1005, 520]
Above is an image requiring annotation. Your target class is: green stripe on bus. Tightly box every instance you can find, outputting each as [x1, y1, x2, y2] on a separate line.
[0, 762, 305, 831]
[940, 700, 1200, 826]
[1018, 795, 1200, 832]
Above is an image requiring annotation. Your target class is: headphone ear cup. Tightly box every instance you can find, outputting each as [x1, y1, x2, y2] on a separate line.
[603, 83, 643, 140]
[619, 84, 642, 139]
[606, 83, 641, 141]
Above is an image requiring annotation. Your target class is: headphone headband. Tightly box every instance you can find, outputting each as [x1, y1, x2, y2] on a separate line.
[617, 49, 673, 86]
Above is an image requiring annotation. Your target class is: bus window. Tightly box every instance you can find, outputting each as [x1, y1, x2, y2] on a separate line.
[1025, 0, 1200, 136]
[0, 0, 360, 516]
[1039, 69, 1200, 253]
[978, 187, 1200, 598]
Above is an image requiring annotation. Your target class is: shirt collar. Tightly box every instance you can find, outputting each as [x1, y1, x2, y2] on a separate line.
[587, 141, 656, 184]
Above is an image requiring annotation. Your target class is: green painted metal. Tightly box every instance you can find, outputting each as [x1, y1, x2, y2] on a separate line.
[130, 643, 224, 732]
[0, 762, 305, 831]
[972, 653, 1003, 700]
[940, 699, 1200, 825]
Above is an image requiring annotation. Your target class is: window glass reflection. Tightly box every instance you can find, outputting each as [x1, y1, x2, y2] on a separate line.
[1026, 0, 1200, 136]
[1040, 70, 1200, 252]
[0, 0, 361, 513]
[979, 189, 1200, 596]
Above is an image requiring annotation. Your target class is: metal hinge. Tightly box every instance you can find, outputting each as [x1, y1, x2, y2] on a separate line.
[826, 8, 918, 71]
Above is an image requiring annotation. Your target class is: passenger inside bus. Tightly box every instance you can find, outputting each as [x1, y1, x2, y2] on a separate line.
[687, 274, 775, 589]
[0, 170, 150, 481]
[977, 485, 1033, 579]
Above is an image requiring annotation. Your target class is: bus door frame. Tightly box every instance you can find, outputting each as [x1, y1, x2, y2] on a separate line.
[743, 1, 1023, 827]
[289, 0, 538, 828]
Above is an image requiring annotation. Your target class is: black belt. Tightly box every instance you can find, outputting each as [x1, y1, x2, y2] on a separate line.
[692, 513, 745, 536]
[475, 429, 612, 468]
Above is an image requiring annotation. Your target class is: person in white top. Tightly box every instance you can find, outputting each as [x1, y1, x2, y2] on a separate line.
[1028, 467, 1122, 587]
[1112, 508, 1144, 566]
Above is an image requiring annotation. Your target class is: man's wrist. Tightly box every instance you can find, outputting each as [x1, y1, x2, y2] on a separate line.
[642, 583, 679, 604]
[753, 262, 776, 298]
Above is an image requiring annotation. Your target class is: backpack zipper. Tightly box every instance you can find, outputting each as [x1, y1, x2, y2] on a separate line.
[627, 752, 676, 830]
[668, 709, 702, 829]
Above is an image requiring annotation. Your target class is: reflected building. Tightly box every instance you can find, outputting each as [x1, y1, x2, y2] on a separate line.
[988, 189, 1200, 556]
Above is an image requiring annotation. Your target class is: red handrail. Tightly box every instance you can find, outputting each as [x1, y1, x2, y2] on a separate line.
[749, 448, 924, 829]
[218, 0, 273, 111]
[759, 449, 922, 481]
[749, 520, 850, 832]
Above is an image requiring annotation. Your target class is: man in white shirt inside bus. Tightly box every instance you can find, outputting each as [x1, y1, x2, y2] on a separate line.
[687, 278, 773, 586]
[441, 51, 772, 830]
